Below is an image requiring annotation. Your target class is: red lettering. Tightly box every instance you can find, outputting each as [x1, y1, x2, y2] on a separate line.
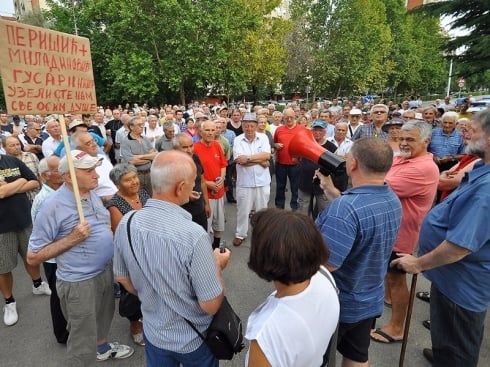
[12, 70, 42, 84]
[28, 29, 38, 48]
[10, 100, 33, 112]
[15, 25, 26, 47]
[57, 74, 65, 86]
[36, 101, 47, 112]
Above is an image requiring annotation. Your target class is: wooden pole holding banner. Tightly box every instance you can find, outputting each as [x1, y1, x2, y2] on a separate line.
[0, 19, 98, 223]
[58, 114, 84, 221]
[399, 273, 418, 367]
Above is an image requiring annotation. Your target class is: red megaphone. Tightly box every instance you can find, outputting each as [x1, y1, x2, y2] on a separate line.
[289, 128, 346, 176]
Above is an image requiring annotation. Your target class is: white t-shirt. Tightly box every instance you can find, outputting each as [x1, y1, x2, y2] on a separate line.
[245, 266, 339, 367]
[94, 155, 117, 198]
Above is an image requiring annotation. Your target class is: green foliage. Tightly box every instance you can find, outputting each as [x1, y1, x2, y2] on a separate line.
[311, 0, 393, 96]
[17, 9, 48, 27]
[413, 0, 490, 77]
[284, 0, 451, 99]
[16, 0, 467, 105]
[40, 0, 287, 105]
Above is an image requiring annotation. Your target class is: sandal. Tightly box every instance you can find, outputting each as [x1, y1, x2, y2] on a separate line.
[416, 291, 430, 303]
[370, 328, 403, 344]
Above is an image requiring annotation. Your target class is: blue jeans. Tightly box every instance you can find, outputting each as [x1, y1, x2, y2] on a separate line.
[275, 163, 300, 210]
[145, 337, 218, 367]
[430, 284, 487, 367]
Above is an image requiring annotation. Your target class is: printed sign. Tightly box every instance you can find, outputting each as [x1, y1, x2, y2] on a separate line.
[0, 19, 97, 114]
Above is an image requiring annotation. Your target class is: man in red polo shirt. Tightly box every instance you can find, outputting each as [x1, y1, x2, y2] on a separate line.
[273, 107, 306, 211]
[194, 120, 227, 249]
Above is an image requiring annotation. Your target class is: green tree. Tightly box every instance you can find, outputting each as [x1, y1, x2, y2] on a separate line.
[381, 0, 447, 99]
[43, 0, 287, 106]
[407, 13, 448, 97]
[17, 9, 48, 28]
[283, 7, 315, 100]
[241, 1, 290, 104]
[312, 0, 393, 97]
[382, 0, 422, 96]
[414, 0, 490, 77]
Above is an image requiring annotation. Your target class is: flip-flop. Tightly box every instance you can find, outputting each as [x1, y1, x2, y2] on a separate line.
[370, 328, 403, 344]
[416, 291, 430, 303]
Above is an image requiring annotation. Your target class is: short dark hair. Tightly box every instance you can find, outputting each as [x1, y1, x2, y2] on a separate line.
[248, 208, 329, 285]
[351, 137, 393, 174]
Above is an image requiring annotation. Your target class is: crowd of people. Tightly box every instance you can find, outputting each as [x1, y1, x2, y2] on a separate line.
[0, 95, 489, 366]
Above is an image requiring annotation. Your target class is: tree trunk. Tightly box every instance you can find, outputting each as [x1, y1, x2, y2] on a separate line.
[180, 78, 186, 106]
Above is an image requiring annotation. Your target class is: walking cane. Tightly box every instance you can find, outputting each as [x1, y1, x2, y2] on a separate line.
[399, 273, 418, 367]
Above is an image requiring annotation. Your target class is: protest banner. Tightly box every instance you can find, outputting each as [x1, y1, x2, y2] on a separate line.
[0, 20, 100, 220]
[0, 19, 97, 115]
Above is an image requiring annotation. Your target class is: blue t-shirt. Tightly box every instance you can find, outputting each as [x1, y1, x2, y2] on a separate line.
[420, 162, 490, 312]
[428, 128, 465, 158]
[29, 184, 113, 282]
[316, 185, 402, 323]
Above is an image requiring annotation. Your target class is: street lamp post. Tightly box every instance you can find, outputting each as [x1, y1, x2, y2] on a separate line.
[446, 58, 453, 97]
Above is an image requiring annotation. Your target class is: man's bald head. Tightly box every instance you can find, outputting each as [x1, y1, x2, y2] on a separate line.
[151, 151, 196, 204]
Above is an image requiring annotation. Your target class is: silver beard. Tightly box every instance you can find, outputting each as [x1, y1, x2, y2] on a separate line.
[466, 137, 486, 158]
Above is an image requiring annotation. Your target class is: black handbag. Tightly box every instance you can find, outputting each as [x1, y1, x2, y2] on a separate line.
[185, 297, 244, 360]
[118, 285, 141, 318]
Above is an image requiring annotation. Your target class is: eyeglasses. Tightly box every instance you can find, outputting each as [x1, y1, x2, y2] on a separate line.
[373, 111, 387, 114]
[82, 139, 96, 146]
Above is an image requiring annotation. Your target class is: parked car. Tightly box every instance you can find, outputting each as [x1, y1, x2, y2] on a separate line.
[467, 100, 490, 113]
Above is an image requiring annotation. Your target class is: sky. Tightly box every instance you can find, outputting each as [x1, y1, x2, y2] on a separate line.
[0, 2, 15, 17]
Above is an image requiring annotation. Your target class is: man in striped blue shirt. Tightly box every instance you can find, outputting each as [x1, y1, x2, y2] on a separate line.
[315, 138, 402, 367]
[114, 150, 231, 367]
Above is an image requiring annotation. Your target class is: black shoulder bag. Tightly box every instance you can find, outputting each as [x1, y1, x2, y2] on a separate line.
[125, 212, 244, 360]
[118, 213, 141, 318]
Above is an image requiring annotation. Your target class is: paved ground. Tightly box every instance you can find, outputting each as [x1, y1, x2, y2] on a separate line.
[1, 189, 489, 366]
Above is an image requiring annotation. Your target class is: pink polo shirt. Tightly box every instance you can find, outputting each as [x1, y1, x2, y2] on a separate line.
[385, 153, 439, 254]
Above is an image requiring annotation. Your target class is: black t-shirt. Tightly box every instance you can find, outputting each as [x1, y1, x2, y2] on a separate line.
[181, 154, 205, 217]
[298, 140, 348, 195]
[0, 155, 38, 232]
[226, 122, 243, 137]
[105, 119, 122, 141]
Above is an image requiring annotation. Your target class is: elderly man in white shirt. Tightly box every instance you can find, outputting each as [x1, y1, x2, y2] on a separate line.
[232, 113, 271, 246]
[143, 114, 163, 148]
[41, 117, 62, 157]
[328, 121, 353, 159]
[72, 131, 117, 206]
